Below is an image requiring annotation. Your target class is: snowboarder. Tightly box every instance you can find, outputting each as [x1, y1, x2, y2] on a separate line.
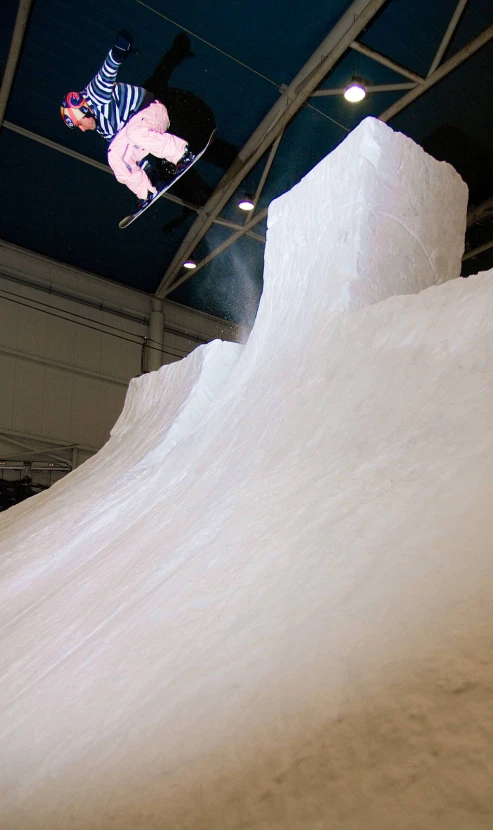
[60, 30, 215, 210]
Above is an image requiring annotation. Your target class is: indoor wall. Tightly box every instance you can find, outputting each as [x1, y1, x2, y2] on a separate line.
[0, 241, 243, 504]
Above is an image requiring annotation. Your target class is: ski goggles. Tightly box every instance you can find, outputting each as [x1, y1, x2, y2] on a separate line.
[60, 92, 93, 128]
[61, 105, 91, 128]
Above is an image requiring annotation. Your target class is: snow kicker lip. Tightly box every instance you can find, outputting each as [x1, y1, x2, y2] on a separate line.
[1, 117, 484, 830]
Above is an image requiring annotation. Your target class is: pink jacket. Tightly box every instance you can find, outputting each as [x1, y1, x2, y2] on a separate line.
[107, 100, 188, 198]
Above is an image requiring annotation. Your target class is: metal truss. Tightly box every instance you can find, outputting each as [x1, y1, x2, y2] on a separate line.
[379, 23, 493, 122]
[0, 0, 32, 128]
[467, 197, 493, 227]
[3, 0, 492, 301]
[2, 121, 265, 243]
[0, 430, 86, 469]
[155, 0, 390, 297]
[155, 0, 493, 298]
[464, 196, 493, 264]
[163, 138, 281, 295]
[463, 238, 493, 263]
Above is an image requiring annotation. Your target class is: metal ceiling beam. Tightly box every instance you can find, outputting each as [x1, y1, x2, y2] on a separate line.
[155, 0, 390, 298]
[379, 24, 493, 122]
[3, 442, 77, 461]
[427, 0, 469, 76]
[4, 120, 113, 174]
[0, 433, 71, 466]
[349, 41, 426, 84]
[3, 121, 264, 242]
[467, 197, 493, 227]
[0, 426, 98, 455]
[0, 0, 33, 130]
[164, 209, 268, 296]
[313, 82, 416, 95]
[243, 131, 284, 226]
[462, 238, 493, 262]
[216, 217, 265, 242]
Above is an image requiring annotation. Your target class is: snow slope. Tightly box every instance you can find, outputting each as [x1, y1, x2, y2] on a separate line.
[2, 118, 493, 830]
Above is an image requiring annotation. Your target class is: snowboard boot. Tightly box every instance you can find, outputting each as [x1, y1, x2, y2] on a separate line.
[176, 146, 196, 174]
[136, 192, 154, 212]
[155, 159, 178, 185]
[139, 158, 160, 187]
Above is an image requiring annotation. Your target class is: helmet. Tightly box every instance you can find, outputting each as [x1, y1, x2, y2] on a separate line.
[60, 91, 93, 128]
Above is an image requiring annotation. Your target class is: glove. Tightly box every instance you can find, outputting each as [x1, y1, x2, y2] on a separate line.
[112, 29, 133, 62]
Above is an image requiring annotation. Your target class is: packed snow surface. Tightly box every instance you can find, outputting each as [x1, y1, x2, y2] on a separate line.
[1, 118, 493, 829]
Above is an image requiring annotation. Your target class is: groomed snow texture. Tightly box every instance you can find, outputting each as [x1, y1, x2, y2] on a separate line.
[2, 117, 493, 830]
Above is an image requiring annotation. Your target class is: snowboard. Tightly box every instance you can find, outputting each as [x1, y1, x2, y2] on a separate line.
[119, 128, 217, 229]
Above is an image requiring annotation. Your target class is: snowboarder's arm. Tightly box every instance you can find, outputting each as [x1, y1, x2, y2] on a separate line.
[84, 51, 121, 108]
[112, 30, 133, 63]
[84, 32, 133, 108]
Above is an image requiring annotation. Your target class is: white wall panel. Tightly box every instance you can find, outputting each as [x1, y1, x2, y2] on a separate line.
[46, 315, 77, 365]
[126, 344, 142, 379]
[96, 383, 127, 447]
[70, 375, 103, 447]
[0, 296, 18, 348]
[0, 241, 244, 498]
[12, 360, 46, 436]
[42, 367, 74, 443]
[17, 304, 47, 356]
[100, 330, 132, 380]
[73, 316, 102, 373]
[123, 319, 145, 378]
[0, 354, 16, 430]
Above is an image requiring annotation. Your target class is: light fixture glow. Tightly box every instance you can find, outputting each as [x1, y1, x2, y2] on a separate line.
[238, 198, 255, 211]
[344, 76, 367, 103]
[183, 260, 196, 269]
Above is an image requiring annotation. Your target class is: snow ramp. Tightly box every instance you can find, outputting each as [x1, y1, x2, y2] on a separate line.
[2, 117, 493, 830]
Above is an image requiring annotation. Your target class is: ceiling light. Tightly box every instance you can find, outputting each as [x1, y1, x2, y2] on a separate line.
[238, 197, 255, 211]
[344, 76, 367, 103]
[183, 260, 196, 269]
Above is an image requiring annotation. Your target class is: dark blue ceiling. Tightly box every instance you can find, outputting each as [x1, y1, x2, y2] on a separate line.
[1, 0, 492, 325]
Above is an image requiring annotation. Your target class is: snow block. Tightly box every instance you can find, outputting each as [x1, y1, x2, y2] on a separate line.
[2, 120, 493, 830]
[265, 116, 468, 314]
